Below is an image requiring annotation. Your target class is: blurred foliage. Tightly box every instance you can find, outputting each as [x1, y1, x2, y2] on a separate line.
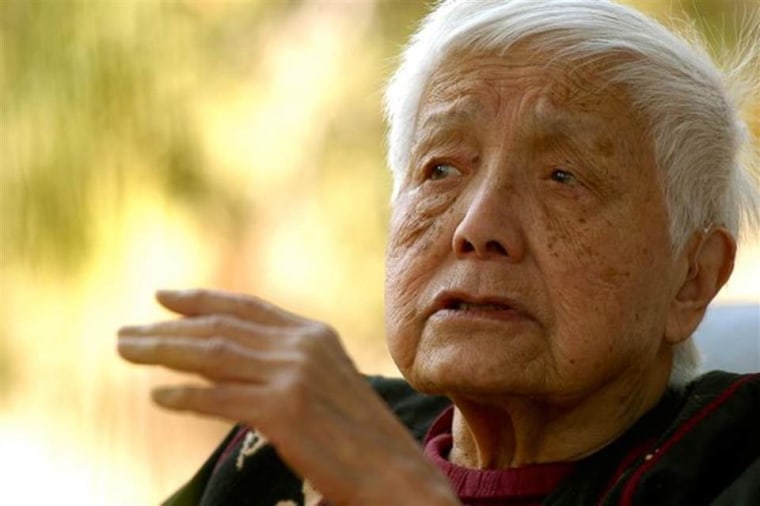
[0, 1, 757, 502]
[3, 0, 239, 272]
[0, 0, 434, 277]
[1, 0, 755, 275]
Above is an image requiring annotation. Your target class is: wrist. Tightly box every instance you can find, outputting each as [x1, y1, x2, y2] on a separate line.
[350, 454, 459, 506]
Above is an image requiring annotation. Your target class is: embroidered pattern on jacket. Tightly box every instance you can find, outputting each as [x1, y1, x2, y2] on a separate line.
[236, 430, 324, 505]
[236, 430, 269, 470]
[302, 479, 323, 506]
[273, 481, 322, 506]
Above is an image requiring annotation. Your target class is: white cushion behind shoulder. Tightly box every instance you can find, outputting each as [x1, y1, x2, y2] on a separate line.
[694, 304, 760, 374]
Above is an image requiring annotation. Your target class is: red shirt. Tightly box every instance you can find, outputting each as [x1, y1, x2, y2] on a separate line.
[424, 407, 577, 506]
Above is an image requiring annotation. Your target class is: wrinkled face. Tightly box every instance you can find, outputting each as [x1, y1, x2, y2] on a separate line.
[385, 49, 679, 401]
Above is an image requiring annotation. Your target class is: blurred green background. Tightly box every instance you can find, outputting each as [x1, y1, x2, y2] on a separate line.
[1, 0, 758, 503]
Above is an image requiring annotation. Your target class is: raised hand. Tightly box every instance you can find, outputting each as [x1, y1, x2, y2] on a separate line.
[117, 289, 457, 506]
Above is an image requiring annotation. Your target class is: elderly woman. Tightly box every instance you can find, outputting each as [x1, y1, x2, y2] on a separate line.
[118, 1, 759, 505]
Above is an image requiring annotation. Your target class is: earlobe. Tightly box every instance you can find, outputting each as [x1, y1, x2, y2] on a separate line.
[664, 227, 736, 344]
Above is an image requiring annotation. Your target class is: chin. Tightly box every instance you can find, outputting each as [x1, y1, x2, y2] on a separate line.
[405, 352, 546, 398]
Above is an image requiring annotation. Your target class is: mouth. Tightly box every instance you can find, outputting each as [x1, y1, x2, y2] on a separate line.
[431, 291, 528, 320]
[443, 300, 514, 311]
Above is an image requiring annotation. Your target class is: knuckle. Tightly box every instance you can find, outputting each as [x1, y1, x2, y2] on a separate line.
[295, 322, 332, 345]
[161, 386, 194, 407]
[205, 314, 229, 333]
[236, 293, 256, 309]
[310, 322, 338, 342]
[290, 352, 312, 376]
[198, 337, 234, 376]
[192, 288, 218, 308]
[205, 336, 231, 357]
[176, 386, 194, 402]
[279, 374, 310, 414]
[151, 337, 170, 357]
[294, 322, 339, 352]
[286, 353, 318, 395]
[289, 330, 310, 349]
[186, 288, 206, 301]
[181, 387, 209, 408]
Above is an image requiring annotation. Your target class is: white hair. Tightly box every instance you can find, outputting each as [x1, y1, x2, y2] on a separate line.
[384, 0, 760, 386]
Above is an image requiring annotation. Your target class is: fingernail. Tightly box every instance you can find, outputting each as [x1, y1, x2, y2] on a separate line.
[117, 325, 138, 336]
[156, 289, 196, 299]
[118, 325, 153, 337]
[152, 387, 181, 406]
[116, 336, 144, 357]
[117, 336, 142, 355]
[157, 288, 194, 294]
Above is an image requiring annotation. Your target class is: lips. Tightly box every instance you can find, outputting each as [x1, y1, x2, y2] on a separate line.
[430, 291, 529, 319]
[445, 300, 512, 311]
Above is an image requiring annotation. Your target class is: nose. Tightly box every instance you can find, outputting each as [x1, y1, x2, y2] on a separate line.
[452, 183, 525, 262]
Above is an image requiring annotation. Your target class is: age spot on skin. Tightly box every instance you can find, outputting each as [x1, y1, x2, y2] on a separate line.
[595, 137, 616, 158]
[417, 221, 445, 254]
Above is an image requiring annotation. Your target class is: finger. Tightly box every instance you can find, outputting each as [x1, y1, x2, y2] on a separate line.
[118, 314, 281, 349]
[152, 384, 265, 422]
[156, 289, 301, 326]
[118, 335, 283, 382]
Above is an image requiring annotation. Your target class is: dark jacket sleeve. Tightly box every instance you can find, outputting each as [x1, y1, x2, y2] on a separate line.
[160, 376, 449, 505]
[711, 456, 760, 505]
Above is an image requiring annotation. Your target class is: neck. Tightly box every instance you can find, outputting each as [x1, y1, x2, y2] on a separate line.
[447, 355, 671, 469]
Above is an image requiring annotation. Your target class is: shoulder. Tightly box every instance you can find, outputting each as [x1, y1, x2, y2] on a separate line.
[549, 372, 760, 506]
[685, 369, 759, 399]
[621, 371, 760, 505]
[665, 371, 759, 449]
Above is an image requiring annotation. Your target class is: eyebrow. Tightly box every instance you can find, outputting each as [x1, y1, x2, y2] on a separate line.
[411, 94, 617, 166]
[526, 107, 622, 196]
[413, 108, 479, 146]
[408, 105, 482, 165]
[417, 105, 481, 132]
[525, 104, 617, 158]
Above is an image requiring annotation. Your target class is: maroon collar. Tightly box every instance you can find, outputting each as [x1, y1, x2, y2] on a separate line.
[423, 406, 577, 501]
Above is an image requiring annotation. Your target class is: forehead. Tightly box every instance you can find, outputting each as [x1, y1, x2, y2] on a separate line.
[416, 49, 645, 144]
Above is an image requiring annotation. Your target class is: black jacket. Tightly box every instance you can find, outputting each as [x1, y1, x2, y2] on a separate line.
[164, 371, 759, 505]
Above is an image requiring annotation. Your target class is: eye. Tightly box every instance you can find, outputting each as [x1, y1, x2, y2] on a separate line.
[428, 163, 462, 181]
[550, 168, 577, 185]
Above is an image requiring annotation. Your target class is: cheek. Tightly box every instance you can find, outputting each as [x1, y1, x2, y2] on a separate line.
[541, 202, 648, 291]
[385, 198, 454, 367]
[387, 190, 455, 254]
[539, 209, 672, 367]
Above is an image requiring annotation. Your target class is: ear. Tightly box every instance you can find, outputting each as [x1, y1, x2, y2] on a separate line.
[664, 227, 736, 345]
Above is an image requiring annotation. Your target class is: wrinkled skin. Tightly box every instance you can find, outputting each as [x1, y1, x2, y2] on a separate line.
[387, 50, 675, 399]
[385, 49, 733, 468]
[118, 289, 457, 505]
[118, 46, 735, 504]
